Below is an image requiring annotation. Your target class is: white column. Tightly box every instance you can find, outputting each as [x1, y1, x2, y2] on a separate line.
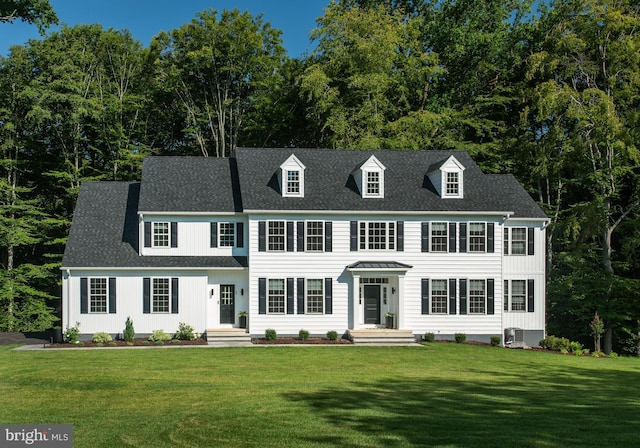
[352, 274, 360, 329]
[397, 274, 406, 329]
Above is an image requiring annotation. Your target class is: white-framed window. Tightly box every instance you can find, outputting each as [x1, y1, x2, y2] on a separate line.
[469, 279, 486, 314]
[445, 172, 459, 196]
[268, 221, 285, 251]
[366, 171, 380, 196]
[504, 279, 526, 311]
[153, 222, 169, 247]
[219, 222, 236, 247]
[306, 279, 324, 314]
[431, 279, 448, 314]
[268, 279, 285, 314]
[280, 154, 305, 197]
[510, 228, 527, 255]
[469, 222, 486, 252]
[152, 278, 170, 313]
[359, 221, 395, 250]
[286, 170, 300, 195]
[431, 222, 448, 252]
[89, 278, 108, 313]
[306, 221, 324, 252]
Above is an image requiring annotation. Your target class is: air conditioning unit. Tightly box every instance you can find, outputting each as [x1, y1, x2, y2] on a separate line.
[504, 327, 525, 346]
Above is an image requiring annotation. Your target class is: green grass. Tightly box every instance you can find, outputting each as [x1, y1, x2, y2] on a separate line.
[1, 344, 639, 448]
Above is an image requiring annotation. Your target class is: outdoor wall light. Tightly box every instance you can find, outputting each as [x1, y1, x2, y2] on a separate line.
[392, 287, 396, 294]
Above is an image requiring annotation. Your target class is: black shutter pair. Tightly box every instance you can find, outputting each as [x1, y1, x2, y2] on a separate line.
[210, 222, 244, 248]
[143, 278, 179, 314]
[80, 277, 116, 314]
[350, 221, 403, 251]
[143, 222, 178, 247]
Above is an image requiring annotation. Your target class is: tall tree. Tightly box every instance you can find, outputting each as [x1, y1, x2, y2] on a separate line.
[0, 0, 57, 33]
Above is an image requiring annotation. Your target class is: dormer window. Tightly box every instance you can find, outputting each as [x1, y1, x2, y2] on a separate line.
[280, 154, 305, 197]
[355, 155, 386, 198]
[445, 172, 459, 196]
[366, 172, 380, 196]
[427, 155, 465, 199]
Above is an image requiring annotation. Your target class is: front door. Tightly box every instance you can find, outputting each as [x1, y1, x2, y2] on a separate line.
[220, 285, 235, 324]
[364, 285, 380, 325]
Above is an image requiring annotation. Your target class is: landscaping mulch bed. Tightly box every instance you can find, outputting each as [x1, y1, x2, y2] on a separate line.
[46, 338, 209, 348]
[252, 337, 352, 345]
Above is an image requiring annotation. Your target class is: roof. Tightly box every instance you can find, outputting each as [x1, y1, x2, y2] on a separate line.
[234, 148, 546, 218]
[347, 261, 413, 270]
[61, 182, 247, 269]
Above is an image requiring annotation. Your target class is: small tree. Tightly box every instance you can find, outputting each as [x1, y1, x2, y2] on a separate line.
[123, 316, 135, 342]
[590, 312, 605, 353]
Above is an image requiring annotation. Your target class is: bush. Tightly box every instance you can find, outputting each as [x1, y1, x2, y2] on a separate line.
[91, 332, 113, 343]
[148, 329, 171, 342]
[454, 333, 467, 343]
[123, 317, 135, 342]
[423, 332, 435, 342]
[490, 336, 501, 346]
[326, 330, 338, 341]
[265, 328, 277, 340]
[539, 335, 580, 352]
[299, 329, 310, 341]
[64, 322, 81, 344]
[174, 322, 197, 340]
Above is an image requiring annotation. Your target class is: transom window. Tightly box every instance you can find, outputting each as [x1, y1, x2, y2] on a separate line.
[268, 279, 285, 314]
[469, 279, 486, 314]
[306, 221, 324, 252]
[360, 222, 395, 250]
[89, 278, 107, 313]
[431, 222, 448, 252]
[306, 279, 324, 314]
[469, 223, 486, 252]
[366, 172, 380, 196]
[286, 170, 300, 194]
[445, 172, 459, 195]
[268, 221, 285, 251]
[504, 280, 526, 311]
[431, 279, 448, 314]
[153, 222, 169, 247]
[152, 278, 170, 313]
[219, 223, 236, 247]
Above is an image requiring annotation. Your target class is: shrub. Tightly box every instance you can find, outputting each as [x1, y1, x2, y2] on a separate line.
[123, 316, 135, 342]
[174, 322, 197, 340]
[490, 336, 501, 346]
[108, 342, 117, 347]
[326, 330, 338, 341]
[64, 322, 81, 344]
[299, 329, 310, 341]
[423, 332, 435, 342]
[539, 335, 572, 351]
[454, 333, 467, 343]
[265, 328, 277, 340]
[91, 332, 113, 343]
[149, 329, 171, 342]
[171, 339, 181, 344]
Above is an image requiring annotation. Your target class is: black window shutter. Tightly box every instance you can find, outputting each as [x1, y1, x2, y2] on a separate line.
[143, 278, 150, 314]
[80, 278, 88, 314]
[397, 221, 404, 251]
[487, 279, 495, 315]
[528, 228, 535, 255]
[171, 278, 179, 314]
[297, 278, 305, 314]
[108, 277, 116, 314]
[236, 222, 244, 248]
[350, 221, 358, 251]
[144, 222, 151, 247]
[504, 280, 509, 311]
[527, 279, 535, 312]
[258, 278, 266, 314]
[325, 222, 332, 252]
[421, 223, 429, 252]
[421, 278, 430, 314]
[258, 222, 266, 252]
[324, 278, 332, 314]
[449, 222, 457, 253]
[487, 223, 495, 253]
[287, 221, 294, 252]
[459, 223, 467, 253]
[297, 222, 305, 252]
[449, 278, 457, 315]
[210, 222, 218, 248]
[459, 279, 467, 315]
[504, 229, 509, 255]
[171, 222, 178, 248]
[287, 278, 294, 314]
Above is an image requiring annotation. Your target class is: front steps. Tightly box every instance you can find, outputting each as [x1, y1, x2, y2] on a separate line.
[206, 328, 251, 343]
[347, 329, 417, 344]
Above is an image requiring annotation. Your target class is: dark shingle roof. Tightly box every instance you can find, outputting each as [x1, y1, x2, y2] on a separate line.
[347, 261, 413, 270]
[61, 182, 247, 269]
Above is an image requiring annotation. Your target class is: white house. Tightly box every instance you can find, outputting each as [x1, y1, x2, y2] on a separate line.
[61, 148, 548, 345]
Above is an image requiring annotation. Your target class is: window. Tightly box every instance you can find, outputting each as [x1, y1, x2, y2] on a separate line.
[89, 278, 107, 313]
[469, 279, 486, 314]
[152, 278, 170, 313]
[431, 222, 448, 252]
[469, 223, 486, 252]
[153, 222, 169, 247]
[366, 171, 380, 196]
[219, 222, 236, 247]
[306, 221, 324, 252]
[359, 222, 395, 250]
[306, 279, 324, 314]
[445, 172, 459, 195]
[504, 280, 526, 311]
[286, 170, 300, 195]
[268, 221, 285, 251]
[510, 228, 527, 255]
[268, 279, 285, 314]
[431, 279, 448, 314]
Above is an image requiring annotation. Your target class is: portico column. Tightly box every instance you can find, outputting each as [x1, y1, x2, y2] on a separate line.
[352, 274, 360, 329]
[397, 274, 406, 329]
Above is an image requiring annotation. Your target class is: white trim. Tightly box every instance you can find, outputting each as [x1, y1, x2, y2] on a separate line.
[245, 209, 518, 216]
[60, 266, 247, 271]
[139, 211, 241, 216]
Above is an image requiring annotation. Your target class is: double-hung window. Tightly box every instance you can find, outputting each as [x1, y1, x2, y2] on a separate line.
[445, 172, 459, 196]
[510, 228, 527, 255]
[431, 279, 448, 314]
[504, 279, 526, 311]
[153, 222, 169, 247]
[219, 222, 236, 247]
[469, 279, 486, 314]
[306, 221, 324, 252]
[286, 170, 300, 195]
[268, 279, 285, 314]
[431, 222, 448, 252]
[152, 278, 170, 313]
[469, 222, 486, 252]
[268, 221, 285, 251]
[366, 172, 380, 196]
[89, 278, 108, 313]
[360, 221, 395, 250]
[306, 279, 324, 314]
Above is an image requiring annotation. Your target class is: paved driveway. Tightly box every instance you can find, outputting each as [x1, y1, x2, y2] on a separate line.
[0, 331, 56, 345]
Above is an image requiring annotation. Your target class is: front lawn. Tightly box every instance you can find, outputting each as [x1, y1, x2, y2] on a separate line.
[1, 344, 639, 447]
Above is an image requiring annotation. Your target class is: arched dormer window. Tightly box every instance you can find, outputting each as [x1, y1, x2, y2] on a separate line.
[280, 154, 306, 197]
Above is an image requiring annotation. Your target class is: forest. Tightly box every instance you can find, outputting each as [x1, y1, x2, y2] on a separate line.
[0, 0, 638, 354]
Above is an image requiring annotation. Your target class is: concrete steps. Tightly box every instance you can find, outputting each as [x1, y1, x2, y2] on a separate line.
[347, 329, 417, 345]
[206, 328, 251, 343]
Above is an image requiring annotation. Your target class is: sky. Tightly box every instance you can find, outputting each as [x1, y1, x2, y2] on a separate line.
[0, 0, 330, 58]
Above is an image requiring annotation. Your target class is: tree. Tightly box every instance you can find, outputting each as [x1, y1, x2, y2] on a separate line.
[0, 0, 57, 33]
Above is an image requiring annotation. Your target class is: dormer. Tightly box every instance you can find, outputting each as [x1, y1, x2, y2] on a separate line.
[354, 155, 386, 198]
[427, 155, 465, 198]
[279, 154, 306, 197]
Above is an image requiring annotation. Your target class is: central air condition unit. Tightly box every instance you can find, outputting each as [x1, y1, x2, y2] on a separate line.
[504, 327, 525, 346]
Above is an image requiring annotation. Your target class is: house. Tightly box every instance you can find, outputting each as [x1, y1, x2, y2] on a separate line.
[61, 148, 549, 345]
